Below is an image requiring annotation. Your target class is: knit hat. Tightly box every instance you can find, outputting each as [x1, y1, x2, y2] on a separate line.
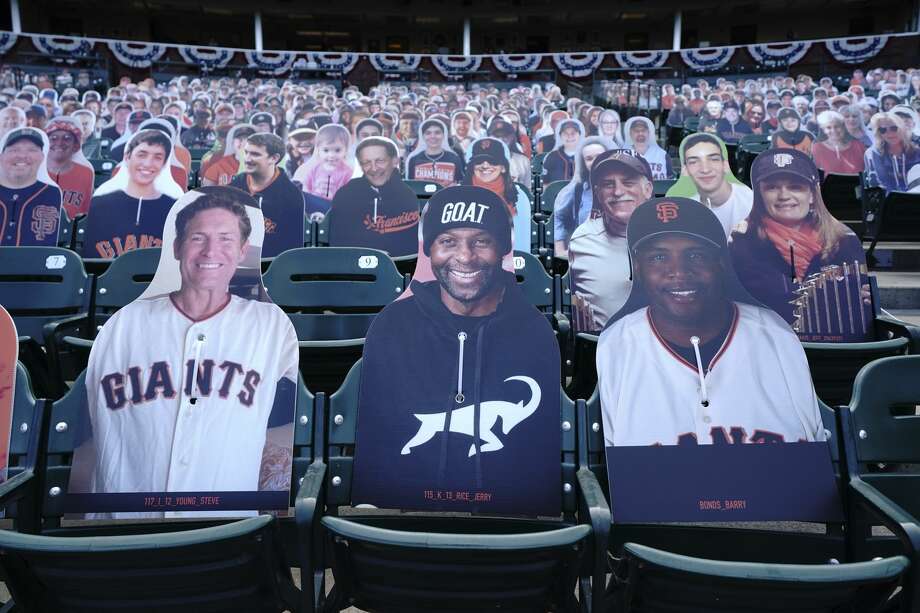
[422, 185, 512, 256]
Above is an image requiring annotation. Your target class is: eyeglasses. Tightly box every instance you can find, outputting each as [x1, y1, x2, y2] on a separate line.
[877, 125, 896, 134]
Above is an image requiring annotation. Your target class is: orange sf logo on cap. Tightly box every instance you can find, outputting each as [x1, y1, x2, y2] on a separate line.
[656, 202, 679, 224]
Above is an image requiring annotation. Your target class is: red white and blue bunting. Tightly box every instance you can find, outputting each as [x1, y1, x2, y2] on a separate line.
[369, 54, 422, 72]
[107, 41, 167, 68]
[243, 50, 297, 75]
[613, 51, 669, 70]
[31, 35, 94, 56]
[746, 42, 811, 67]
[680, 47, 735, 71]
[305, 52, 359, 74]
[432, 55, 483, 77]
[177, 46, 235, 70]
[0, 32, 16, 55]
[552, 53, 604, 78]
[825, 36, 888, 64]
[492, 54, 543, 73]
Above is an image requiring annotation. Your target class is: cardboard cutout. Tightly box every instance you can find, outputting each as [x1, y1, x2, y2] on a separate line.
[45, 116, 95, 220]
[624, 116, 673, 179]
[666, 133, 753, 238]
[352, 186, 561, 515]
[0, 306, 16, 483]
[405, 118, 465, 187]
[812, 110, 867, 175]
[292, 123, 354, 220]
[328, 136, 419, 257]
[83, 129, 180, 258]
[771, 108, 815, 157]
[540, 118, 585, 184]
[553, 136, 616, 259]
[0, 127, 63, 247]
[731, 149, 872, 342]
[463, 137, 532, 252]
[228, 132, 306, 258]
[598, 197, 840, 522]
[568, 150, 653, 333]
[68, 186, 298, 517]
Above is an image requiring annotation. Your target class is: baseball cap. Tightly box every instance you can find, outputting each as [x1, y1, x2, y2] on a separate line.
[487, 118, 515, 136]
[722, 100, 740, 111]
[26, 104, 46, 119]
[751, 148, 818, 186]
[3, 127, 44, 150]
[468, 138, 508, 167]
[250, 112, 274, 126]
[590, 149, 654, 185]
[628, 196, 725, 254]
[128, 110, 152, 125]
[422, 186, 512, 256]
[777, 107, 800, 122]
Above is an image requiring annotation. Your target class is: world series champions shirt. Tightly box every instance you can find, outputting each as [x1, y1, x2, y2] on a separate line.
[0, 180, 63, 246]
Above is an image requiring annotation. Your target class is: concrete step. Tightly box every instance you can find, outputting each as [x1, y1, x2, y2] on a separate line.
[875, 272, 920, 310]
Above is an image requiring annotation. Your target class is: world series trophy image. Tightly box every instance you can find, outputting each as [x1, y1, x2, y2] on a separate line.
[789, 261, 869, 340]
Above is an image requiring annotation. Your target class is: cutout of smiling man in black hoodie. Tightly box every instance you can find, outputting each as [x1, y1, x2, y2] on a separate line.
[351, 185, 561, 515]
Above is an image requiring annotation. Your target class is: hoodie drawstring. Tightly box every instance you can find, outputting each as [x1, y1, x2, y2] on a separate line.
[690, 336, 709, 408]
[455, 332, 467, 403]
[188, 333, 205, 404]
[135, 197, 142, 226]
[437, 330, 468, 487]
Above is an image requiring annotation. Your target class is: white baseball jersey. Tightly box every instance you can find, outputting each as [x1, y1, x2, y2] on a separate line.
[597, 302, 824, 447]
[84, 294, 298, 509]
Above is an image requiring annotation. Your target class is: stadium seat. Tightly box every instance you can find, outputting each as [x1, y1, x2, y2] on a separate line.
[863, 191, 920, 262]
[404, 179, 442, 200]
[316, 360, 604, 612]
[262, 246, 407, 393]
[841, 355, 920, 608]
[0, 368, 325, 611]
[0, 247, 89, 397]
[681, 117, 700, 141]
[539, 179, 568, 218]
[820, 173, 863, 232]
[607, 542, 908, 612]
[735, 135, 771, 185]
[43, 247, 160, 392]
[652, 179, 675, 197]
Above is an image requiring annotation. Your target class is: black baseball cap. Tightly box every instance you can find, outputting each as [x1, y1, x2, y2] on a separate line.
[628, 196, 725, 253]
[128, 110, 152, 125]
[590, 149, 654, 184]
[488, 118, 515, 136]
[751, 148, 818, 186]
[3, 127, 44, 150]
[250, 112, 274, 126]
[777, 107, 800, 122]
[722, 100, 740, 111]
[469, 138, 508, 166]
[422, 186, 512, 256]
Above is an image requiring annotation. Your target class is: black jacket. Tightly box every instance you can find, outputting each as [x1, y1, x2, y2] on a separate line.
[351, 272, 562, 514]
[230, 171, 305, 257]
[328, 174, 419, 257]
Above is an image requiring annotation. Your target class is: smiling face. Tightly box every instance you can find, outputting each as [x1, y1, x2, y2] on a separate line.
[454, 116, 470, 137]
[0, 108, 24, 133]
[629, 121, 648, 144]
[318, 138, 346, 170]
[174, 207, 248, 294]
[430, 227, 503, 313]
[581, 144, 607, 172]
[780, 116, 799, 132]
[637, 234, 725, 326]
[875, 119, 902, 147]
[125, 142, 167, 187]
[358, 144, 398, 187]
[47, 129, 79, 164]
[759, 175, 813, 228]
[423, 124, 444, 151]
[243, 143, 278, 177]
[560, 125, 580, 149]
[683, 141, 727, 195]
[821, 119, 846, 143]
[473, 159, 505, 183]
[594, 166, 653, 237]
[0, 140, 43, 184]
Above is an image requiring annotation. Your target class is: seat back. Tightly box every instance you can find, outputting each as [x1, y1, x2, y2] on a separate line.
[584, 388, 847, 564]
[321, 359, 586, 612]
[803, 338, 910, 408]
[0, 515, 298, 613]
[405, 179, 442, 200]
[0, 247, 88, 342]
[876, 191, 920, 242]
[513, 250, 554, 312]
[820, 173, 862, 223]
[539, 180, 568, 216]
[91, 247, 160, 325]
[615, 542, 907, 613]
[653, 179, 676, 197]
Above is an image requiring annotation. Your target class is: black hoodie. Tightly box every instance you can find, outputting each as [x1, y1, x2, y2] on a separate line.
[351, 272, 561, 515]
[328, 174, 420, 257]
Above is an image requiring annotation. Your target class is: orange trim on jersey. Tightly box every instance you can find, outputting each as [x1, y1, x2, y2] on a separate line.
[169, 293, 233, 323]
[246, 168, 280, 195]
[646, 303, 739, 374]
[0, 184, 52, 246]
